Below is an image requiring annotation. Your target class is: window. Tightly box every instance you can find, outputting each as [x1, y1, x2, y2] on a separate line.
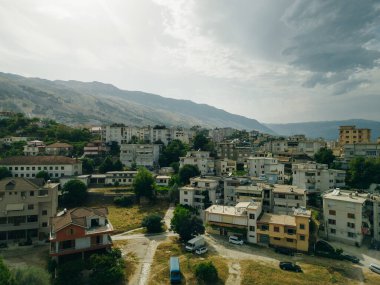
[328, 219, 336, 225]
[184, 199, 188, 202]
[330, 228, 336, 234]
[30, 191, 34, 196]
[28, 204, 34, 210]
[347, 213, 355, 219]
[26, 167, 30, 170]
[184, 191, 188, 195]
[49, 167, 53, 170]
[55, 166, 58, 170]
[348, 232, 356, 238]
[249, 214, 255, 219]
[61, 166, 64, 170]
[42, 222, 48, 227]
[249, 226, 255, 231]
[329, 210, 336, 215]
[347, 222, 355, 228]
[21, 167, 24, 170]
[274, 237, 281, 241]
[274, 226, 280, 232]
[27, 215, 38, 223]
[42, 210, 48, 216]
[299, 224, 305, 230]
[300, 235, 305, 241]
[286, 238, 293, 243]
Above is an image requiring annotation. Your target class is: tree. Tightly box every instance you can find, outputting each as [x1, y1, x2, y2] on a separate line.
[159, 140, 188, 167]
[314, 148, 335, 167]
[55, 259, 84, 285]
[347, 157, 380, 189]
[13, 266, 50, 285]
[99, 157, 114, 173]
[170, 162, 180, 174]
[0, 167, 12, 180]
[36, 171, 50, 181]
[141, 214, 163, 233]
[108, 142, 120, 156]
[193, 133, 209, 151]
[195, 262, 218, 283]
[82, 158, 94, 174]
[89, 249, 125, 285]
[0, 257, 14, 285]
[170, 205, 205, 241]
[61, 180, 87, 206]
[178, 165, 200, 185]
[133, 167, 156, 202]
[113, 159, 123, 171]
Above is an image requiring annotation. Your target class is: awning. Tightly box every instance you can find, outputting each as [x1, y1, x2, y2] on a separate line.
[6, 203, 24, 211]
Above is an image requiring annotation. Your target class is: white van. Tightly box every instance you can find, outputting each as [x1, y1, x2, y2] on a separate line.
[369, 263, 380, 274]
[228, 235, 243, 245]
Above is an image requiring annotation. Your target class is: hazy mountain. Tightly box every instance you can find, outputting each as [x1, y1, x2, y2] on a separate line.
[266, 119, 380, 140]
[0, 72, 274, 133]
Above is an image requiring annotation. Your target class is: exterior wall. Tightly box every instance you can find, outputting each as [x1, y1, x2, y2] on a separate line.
[4, 163, 82, 179]
[295, 215, 309, 251]
[55, 225, 86, 241]
[374, 199, 380, 242]
[247, 204, 262, 244]
[343, 143, 380, 161]
[215, 159, 237, 176]
[339, 126, 371, 146]
[75, 237, 91, 249]
[247, 157, 285, 184]
[179, 151, 215, 175]
[120, 144, 160, 168]
[105, 171, 137, 186]
[273, 193, 306, 215]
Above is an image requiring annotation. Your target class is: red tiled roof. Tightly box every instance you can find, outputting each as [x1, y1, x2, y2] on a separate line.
[0, 156, 80, 165]
[46, 142, 73, 148]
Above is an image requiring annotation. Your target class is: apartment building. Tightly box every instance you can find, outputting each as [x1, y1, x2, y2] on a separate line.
[151, 126, 192, 145]
[120, 144, 160, 168]
[216, 141, 253, 165]
[83, 141, 107, 156]
[215, 159, 237, 176]
[105, 171, 138, 186]
[323, 190, 369, 246]
[339, 126, 371, 146]
[49, 207, 113, 261]
[0, 178, 59, 244]
[209, 128, 236, 143]
[343, 143, 380, 161]
[256, 207, 311, 252]
[0, 136, 28, 145]
[223, 177, 250, 206]
[247, 157, 285, 184]
[156, 175, 171, 186]
[372, 194, 380, 242]
[263, 138, 325, 157]
[205, 201, 262, 243]
[0, 156, 82, 178]
[272, 185, 307, 215]
[23, 140, 46, 156]
[179, 151, 215, 175]
[179, 176, 221, 210]
[45, 142, 73, 156]
[292, 162, 345, 192]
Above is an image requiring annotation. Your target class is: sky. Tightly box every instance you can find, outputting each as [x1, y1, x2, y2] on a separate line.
[0, 0, 379, 123]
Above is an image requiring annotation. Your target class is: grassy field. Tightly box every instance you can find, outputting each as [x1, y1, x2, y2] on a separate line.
[148, 237, 228, 285]
[240, 260, 380, 285]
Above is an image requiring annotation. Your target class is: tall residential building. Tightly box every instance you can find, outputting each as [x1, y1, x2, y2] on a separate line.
[0, 178, 59, 244]
[247, 157, 285, 184]
[215, 159, 236, 176]
[0, 156, 82, 178]
[292, 162, 345, 192]
[179, 151, 215, 175]
[119, 144, 160, 168]
[323, 190, 369, 246]
[272, 185, 307, 215]
[339, 126, 371, 146]
[343, 143, 380, 161]
[23, 140, 46, 156]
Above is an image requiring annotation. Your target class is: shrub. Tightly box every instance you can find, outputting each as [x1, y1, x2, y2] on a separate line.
[195, 261, 218, 283]
[141, 214, 163, 233]
[113, 195, 134, 207]
[13, 266, 50, 285]
[89, 249, 125, 285]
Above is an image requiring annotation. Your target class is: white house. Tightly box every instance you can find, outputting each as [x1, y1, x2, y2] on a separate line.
[120, 144, 160, 168]
[247, 157, 285, 184]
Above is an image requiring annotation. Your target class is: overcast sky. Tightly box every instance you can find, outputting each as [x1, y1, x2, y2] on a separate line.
[1, 0, 379, 123]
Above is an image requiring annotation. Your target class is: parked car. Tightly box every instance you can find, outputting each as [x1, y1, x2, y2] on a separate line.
[275, 247, 294, 256]
[228, 235, 243, 245]
[342, 254, 359, 264]
[195, 246, 208, 255]
[369, 263, 380, 274]
[279, 262, 302, 272]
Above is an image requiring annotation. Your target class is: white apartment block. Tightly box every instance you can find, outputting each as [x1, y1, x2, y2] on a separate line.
[23, 140, 46, 156]
[247, 157, 285, 184]
[0, 156, 82, 179]
[272, 185, 307, 215]
[292, 162, 345, 192]
[179, 151, 215, 175]
[0, 178, 59, 243]
[234, 183, 273, 212]
[263, 139, 326, 156]
[120, 144, 160, 168]
[156, 175, 171, 186]
[343, 143, 380, 161]
[223, 177, 249, 206]
[208, 128, 236, 143]
[151, 127, 193, 145]
[105, 171, 138, 186]
[323, 190, 369, 246]
[215, 159, 236, 176]
[180, 177, 221, 210]
[205, 201, 262, 243]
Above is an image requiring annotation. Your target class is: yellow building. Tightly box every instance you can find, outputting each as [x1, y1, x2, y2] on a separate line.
[256, 208, 311, 252]
[339, 126, 371, 146]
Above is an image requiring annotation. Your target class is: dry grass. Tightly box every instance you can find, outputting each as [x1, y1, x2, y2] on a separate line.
[124, 252, 138, 281]
[240, 260, 360, 285]
[364, 271, 380, 285]
[108, 200, 169, 234]
[148, 237, 228, 285]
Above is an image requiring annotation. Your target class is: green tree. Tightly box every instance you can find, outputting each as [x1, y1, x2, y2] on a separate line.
[113, 159, 123, 171]
[89, 249, 125, 285]
[13, 266, 50, 285]
[178, 165, 200, 185]
[159, 140, 188, 167]
[61, 180, 87, 206]
[55, 259, 84, 285]
[81, 158, 94, 174]
[108, 142, 120, 156]
[99, 157, 114, 173]
[141, 214, 163, 233]
[36, 171, 50, 181]
[0, 257, 14, 285]
[133, 167, 156, 202]
[0, 167, 12, 179]
[170, 205, 205, 241]
[170, 162, 180, 174]
[195, 261, 218, 283]
[347, 157, 380, 189]
[314, 148, 335, 167]
[193, 133, 209, 151]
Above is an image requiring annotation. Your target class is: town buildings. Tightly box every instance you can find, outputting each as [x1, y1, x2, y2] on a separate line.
[272, 185, 307, 215]
[343, 143, 380, 161]
[179, 151, 215, 175]
[215, 158, 237, 176]
[0, 156, 83, 178]
[0, 178, 59, 244]
[120, 144, 160, 168]
[49, 207, 113, 261]
[292, 162, 346, 192]
[23, 140, 46, 156]
[45, 142, 73, 156]
[105, 171, 138, 186]
[339, 126, 371, 146]
[247, 157, 285, 184]
[83, 141, 107, 156]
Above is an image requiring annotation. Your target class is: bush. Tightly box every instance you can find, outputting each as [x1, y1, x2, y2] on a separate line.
[113, 196, 134, 207]
[55, 259, 84, 285]
[89, 249, 125, 285]
[195, 261, 218, 283]
[141, 214, 163, 233]
[13, 266, 50, 285]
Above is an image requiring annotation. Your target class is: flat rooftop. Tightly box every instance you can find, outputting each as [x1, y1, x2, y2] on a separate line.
[323, 190, 367, 204]
[258, 213, 296, 226]
[273, 184, 306, 195]
[205, 205, 247, 216]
